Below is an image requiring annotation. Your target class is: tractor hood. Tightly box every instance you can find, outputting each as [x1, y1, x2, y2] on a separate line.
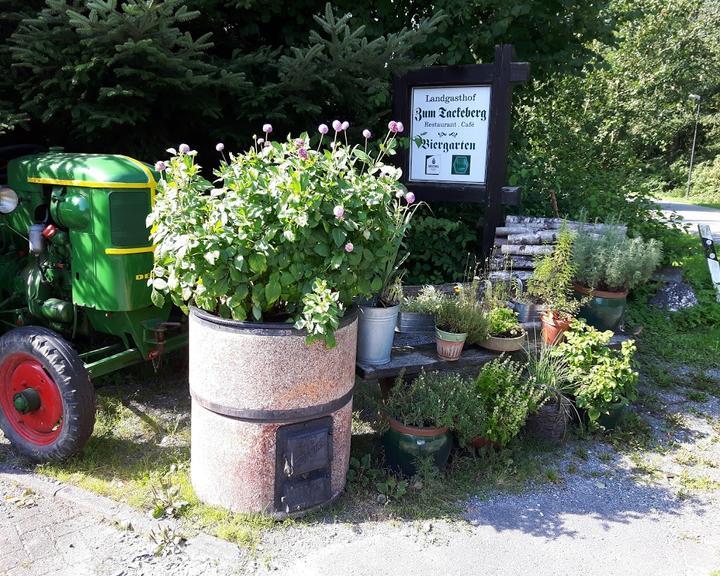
[9, 152, 158, 190]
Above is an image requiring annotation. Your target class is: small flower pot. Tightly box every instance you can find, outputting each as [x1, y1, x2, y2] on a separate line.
[357, 304, 400, 366]
[396, 311, 435, 334]
[383, 416, 453, 476]
[479, 332, 526, 353]
[435, 327, 467, 361]
[573, 284, 628, 332]
[541, 312, 572, 346]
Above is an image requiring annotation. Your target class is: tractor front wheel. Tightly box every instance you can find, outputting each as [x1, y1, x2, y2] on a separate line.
[0, 327, 95, 461]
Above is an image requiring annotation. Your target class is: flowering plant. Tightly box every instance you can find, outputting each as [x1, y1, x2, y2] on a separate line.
[148, 121, 417, 347]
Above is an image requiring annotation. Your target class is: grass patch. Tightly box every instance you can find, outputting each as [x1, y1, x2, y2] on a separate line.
[678, 472, 720, 492]
[687, 390, 710, 403]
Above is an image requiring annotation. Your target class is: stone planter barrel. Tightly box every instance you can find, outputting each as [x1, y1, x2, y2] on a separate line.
[189, 307, 357, 518]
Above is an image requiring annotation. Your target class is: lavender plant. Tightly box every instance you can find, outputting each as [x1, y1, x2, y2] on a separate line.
[148, 121, 418, 347]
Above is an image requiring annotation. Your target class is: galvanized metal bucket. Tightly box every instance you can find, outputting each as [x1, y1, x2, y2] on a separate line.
[512, 301, 546, 323]
[357, 304, 399, 366]
[396, 311, 435, 334]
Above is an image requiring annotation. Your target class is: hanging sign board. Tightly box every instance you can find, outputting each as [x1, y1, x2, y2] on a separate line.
[392, 44, 529, 254]
[408, 85, 491, 185]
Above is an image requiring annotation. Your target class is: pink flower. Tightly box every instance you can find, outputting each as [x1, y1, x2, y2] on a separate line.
[362, 129, 372, 139]
[262, 123, 273, 134]
[387, 121, 398, 133]
[332, 120, 342, 132]
[257, 138, 264, 145]
[341, 121, 349, 131]
[154, 161, 166, 172]
[333, 205, 345, 219]
[298, 147, 308, 159]
[344, 242, 354, 253]
[215, 143, 225, 152]
[405, 191, 416, 204]
[396, 122, 405, 133]
[318, 124, 329, 135]
[295, 138, 306, 147]
[178, 143, 190, 154]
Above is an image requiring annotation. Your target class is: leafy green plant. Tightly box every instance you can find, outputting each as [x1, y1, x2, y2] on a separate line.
[554, 319, 638, 427]
[383, 370, 467, 430]
[375, 475, 408, 504]
[401, 285, 444, 315]
[149, 124, 418, 347]
[486, 306, 524, 338]
[346, 453, 383, 491]
[525, 343, 574, 414]
[470, 358, 536, 447]
[527, 225, 579, 317]
[150, 477, 189, 519]
[434, 281, 489, 343]
[573, 225, 663, 292]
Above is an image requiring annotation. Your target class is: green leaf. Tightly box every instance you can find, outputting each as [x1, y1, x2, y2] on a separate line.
[314, 243, 329, 257]
[331, 227, 346, 247]
[370, 276, 383, 292]
[153, 278, 168, 291]
[265, 279, 281, 304]
[151, 290, 165, 308]
[248, 253, 267, 274]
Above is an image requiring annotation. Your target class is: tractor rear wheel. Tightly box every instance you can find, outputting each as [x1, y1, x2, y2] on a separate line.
[0, 327, 95, 461]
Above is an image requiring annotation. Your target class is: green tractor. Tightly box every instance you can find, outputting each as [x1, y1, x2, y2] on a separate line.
[0, 146, 187, 462]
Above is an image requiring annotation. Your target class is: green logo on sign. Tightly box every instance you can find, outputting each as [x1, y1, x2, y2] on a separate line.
[451, 155, 471, 175]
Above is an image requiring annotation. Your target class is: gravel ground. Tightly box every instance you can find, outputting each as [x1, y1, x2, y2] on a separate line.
[2, 372, 720, 575]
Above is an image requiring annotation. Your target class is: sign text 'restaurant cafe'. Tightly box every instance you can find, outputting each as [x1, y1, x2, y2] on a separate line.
[409, 85, 491, 185]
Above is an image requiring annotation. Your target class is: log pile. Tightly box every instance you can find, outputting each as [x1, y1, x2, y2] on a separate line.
[489, 216, 626, 284]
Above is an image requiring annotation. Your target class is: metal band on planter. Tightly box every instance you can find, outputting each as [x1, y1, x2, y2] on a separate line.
[189, 386, 355, 424]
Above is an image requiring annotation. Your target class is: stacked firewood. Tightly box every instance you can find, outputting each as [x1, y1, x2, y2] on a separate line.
[489, 216, 627, 284]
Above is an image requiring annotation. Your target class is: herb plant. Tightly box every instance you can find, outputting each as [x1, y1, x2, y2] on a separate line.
[383, 370, 467, 430]
[527, 225, 580, 318]
[486, 306, 524, 338]
[401, 285, 444, 315]
[573, 225, 663, 292]
[470, 358, 536, 447]
[148, 123, 418, 347]
[553, 319, 638, 427]
[434, 281, 489, 343]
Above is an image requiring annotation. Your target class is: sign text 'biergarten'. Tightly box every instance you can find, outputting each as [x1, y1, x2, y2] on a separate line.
[409, 85, 491, 185]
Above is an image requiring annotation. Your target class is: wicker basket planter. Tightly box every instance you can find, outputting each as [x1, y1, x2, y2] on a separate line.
[524, 398, 573, 442]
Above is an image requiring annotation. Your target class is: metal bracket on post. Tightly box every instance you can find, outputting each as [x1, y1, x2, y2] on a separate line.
[698, 224, 720, 302]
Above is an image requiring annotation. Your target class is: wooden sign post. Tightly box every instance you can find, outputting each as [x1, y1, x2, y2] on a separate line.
[392, 44, 529, 256]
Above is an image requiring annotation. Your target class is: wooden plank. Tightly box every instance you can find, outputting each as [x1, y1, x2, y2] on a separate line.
[506, 230, 559, 245]
[491, 255, 536, 270]
[698, 224, 720, 302]
[501, 244, 554, 256]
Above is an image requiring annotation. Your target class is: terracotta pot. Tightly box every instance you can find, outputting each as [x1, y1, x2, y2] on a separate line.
[540, 312, 572, 345]
[479, 332, 526, 353]
[470, 436, 500, 450]
[435, 327, 467, 361]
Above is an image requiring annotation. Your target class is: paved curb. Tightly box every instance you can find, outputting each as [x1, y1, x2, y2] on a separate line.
[0, 464, 246, 568]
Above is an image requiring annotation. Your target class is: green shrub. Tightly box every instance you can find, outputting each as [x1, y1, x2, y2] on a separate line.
[573, 225, 663, 292]
[486, 306, 523, 338]
[149, 127, 416, 347]
[527, 225, 579, 317]
[470, 358, 536, 447]
[383, 370, 467, 430]
[554, 319, 638, 427]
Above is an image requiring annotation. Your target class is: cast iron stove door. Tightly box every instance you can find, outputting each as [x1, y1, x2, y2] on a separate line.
[274, 417, 333, 514]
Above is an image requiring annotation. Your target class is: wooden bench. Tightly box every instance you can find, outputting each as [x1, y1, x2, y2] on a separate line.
[356, 330, 631, 383]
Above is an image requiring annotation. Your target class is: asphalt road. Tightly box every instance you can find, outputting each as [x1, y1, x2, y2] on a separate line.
[657, 200, 720, 237]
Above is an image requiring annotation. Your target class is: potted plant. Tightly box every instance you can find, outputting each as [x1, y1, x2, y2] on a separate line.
[480, 306, 526, 352]
[573, 225, 662, 331]
[382, 370, 462, 476]
[434, 287, 489, 361]
[553, 319, 639, 430]
[147, 121, 411, 515]
[355, 123, 422, 365]
[464, 358, 535, 448]
[524, 344, 575, 442]
[397, 285, 443, 334]
[527, 225, 581, 345]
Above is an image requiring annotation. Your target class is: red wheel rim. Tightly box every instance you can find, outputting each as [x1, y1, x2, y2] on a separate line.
[0, 353, 63, 445]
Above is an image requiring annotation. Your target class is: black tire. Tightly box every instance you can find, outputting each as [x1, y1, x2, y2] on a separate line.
[0, 327, 95, 461]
